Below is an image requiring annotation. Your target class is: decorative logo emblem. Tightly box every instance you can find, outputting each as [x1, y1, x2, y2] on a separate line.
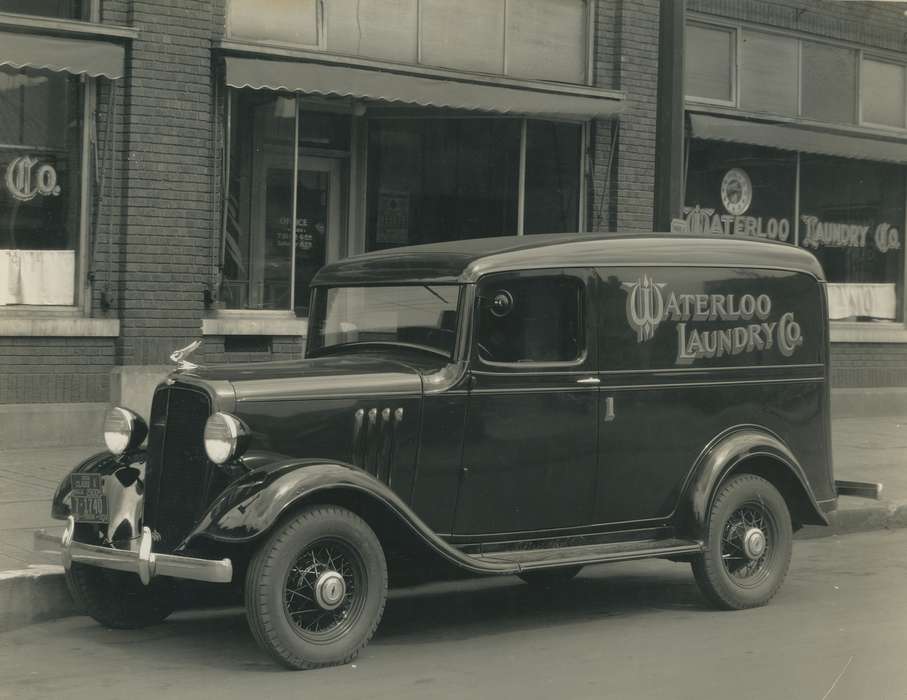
[169, 339, 202, 372]
[720, 168, 752, 216]
[5, 155, 61, 202]
[622, 275, 666, 343]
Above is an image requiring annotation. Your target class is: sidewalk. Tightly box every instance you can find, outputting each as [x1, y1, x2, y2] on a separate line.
[1, 417, 905, 570]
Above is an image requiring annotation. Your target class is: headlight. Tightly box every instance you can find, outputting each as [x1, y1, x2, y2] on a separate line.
[103, 407, 148, 455]
[204, 412, 249, 464]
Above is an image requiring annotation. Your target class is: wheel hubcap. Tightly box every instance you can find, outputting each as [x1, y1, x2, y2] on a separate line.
[720, 503, 776, 584]
[283, 539, 365, 638]
[742, 527, 766, 560]
[314, 570, 346, 610]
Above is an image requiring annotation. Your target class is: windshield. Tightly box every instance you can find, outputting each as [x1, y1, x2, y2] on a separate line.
[308, 285, 461, 358]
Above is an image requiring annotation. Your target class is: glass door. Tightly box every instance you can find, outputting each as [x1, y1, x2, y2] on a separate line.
[294, 156, 342, 315]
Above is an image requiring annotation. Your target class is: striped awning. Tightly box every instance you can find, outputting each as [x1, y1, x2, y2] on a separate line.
[690, 112, 907, 165]
[0, 29, 124, 79]
[224, 55, 623, 119]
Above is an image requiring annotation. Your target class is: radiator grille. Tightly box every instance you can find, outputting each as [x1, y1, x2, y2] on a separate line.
[144, 385, 213, 551]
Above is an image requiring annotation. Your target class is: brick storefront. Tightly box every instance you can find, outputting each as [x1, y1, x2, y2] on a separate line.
[1, 0, 905, 447]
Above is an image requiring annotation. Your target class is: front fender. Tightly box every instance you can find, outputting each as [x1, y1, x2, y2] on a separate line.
[181, 458, 518, 575]
[51, 450, 146, 520]
[679, 426, 828, 538]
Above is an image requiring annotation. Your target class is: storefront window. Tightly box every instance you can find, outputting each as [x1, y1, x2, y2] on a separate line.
[799, 155, 904, 321]
[366, 118, 520, 249]
[222, 90, 296, 310]
[0, 0, 88, 19]
[0, 66, 82, 306]
[524, 121, 581, 235]
[684, 140, 796, 244]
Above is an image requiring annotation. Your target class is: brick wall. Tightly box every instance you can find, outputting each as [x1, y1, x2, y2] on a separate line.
[831, 343, 907, 387]
[201, 336, 305, 365]
[689, 0, 907, 51]
[590, 0, 661, 233]
[0, 338, 112, 403]
[117, 0, 219, 367]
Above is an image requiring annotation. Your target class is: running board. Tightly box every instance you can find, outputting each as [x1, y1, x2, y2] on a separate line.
[468, 538, 704, 572]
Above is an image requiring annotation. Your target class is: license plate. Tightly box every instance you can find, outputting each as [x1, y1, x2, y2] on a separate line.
[70, 473, 108, 523]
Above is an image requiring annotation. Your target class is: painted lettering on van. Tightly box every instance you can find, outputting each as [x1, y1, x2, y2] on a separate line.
[622, 276, 804, 365]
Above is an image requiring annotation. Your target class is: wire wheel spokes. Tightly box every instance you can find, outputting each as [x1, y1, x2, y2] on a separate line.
[283, 539, 364, 640]
[720, 502, 775, 585]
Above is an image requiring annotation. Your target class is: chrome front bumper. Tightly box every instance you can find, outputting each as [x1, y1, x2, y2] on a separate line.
[35, 516, 233, 585]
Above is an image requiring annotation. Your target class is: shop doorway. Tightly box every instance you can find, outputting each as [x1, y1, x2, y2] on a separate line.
[294, 156, 343, 315]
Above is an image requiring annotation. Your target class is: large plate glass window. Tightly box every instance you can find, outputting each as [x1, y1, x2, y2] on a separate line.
[523, 121, 582, 235]
[861, 58, 906, 129]
[799, 155, 904, 322]
[684, 140, 796, 245]
[0, 66, 83, 306]
[222, 90, 296, 311]
[365, 117, 582, 249]
[366, 118, 521, 249]
[684, 22, 735, 103]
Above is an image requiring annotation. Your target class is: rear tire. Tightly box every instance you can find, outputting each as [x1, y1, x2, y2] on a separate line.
[692, 474, 793, 610]
[65, 563, 175, 629]
[245, 505, 388, 670]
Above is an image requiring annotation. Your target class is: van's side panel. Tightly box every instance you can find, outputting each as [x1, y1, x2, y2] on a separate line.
[594, 266, 832, 525]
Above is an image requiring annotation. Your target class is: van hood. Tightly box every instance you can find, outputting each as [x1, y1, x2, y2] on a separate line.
[187, 354, 425, 403]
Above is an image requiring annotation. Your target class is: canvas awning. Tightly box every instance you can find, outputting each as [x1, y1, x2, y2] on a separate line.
[689, 112, 907, 165]
[224, 55, 623, 119]
[0, 29, 125, 79]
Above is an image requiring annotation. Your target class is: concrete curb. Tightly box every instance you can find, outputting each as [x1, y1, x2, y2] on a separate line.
[0, 565, 75, 634]
[2, 501, 906, 634]
[797, 500, 907, 539]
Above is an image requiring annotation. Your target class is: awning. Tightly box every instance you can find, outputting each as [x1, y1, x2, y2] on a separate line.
[690, 112, 907, 165]
[224, 55, 623, 119]
[0, 30, 124, 79]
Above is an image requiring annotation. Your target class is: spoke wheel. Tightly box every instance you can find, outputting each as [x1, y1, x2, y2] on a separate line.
[692, 474, 792, 610]
[246, 505, 387, 670]
[283, 539, 366, 642]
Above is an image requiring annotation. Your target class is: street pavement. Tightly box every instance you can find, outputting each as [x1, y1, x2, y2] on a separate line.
[1, 416, 905, 571]
[0, 528, 905, 700]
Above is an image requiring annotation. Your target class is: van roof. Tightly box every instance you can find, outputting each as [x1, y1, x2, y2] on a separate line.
[312, 233, 826, 286]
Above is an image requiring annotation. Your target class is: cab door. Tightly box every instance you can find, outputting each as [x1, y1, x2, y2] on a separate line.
[453, 268, 598, 536]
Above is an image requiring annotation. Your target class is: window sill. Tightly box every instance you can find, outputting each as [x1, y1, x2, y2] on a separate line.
[0, 317, 119, 337]
[830, 322, 907, 344]
[0, 11, 138, 40]
[202, 314, 308, 337]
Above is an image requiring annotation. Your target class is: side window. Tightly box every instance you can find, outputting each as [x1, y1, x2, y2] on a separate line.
[475, 274, 585, 364]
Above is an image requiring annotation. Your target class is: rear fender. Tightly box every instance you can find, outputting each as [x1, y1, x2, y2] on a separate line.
[182, 458, 517, 575]
[678, 426, 828, 539]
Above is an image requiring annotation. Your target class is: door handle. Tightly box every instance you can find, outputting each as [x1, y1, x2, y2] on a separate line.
[577, 377, 600, 385]
[604, 396, 616, 422]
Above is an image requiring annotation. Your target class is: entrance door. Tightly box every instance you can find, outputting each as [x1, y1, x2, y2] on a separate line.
[453, 268, 599, 536]
[294, 156, 343, 314]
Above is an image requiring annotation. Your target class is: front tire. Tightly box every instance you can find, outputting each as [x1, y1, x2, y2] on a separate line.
[245, 505, 388, 670]
[65, 563, 175, 629]
[692, 474, 793, 610]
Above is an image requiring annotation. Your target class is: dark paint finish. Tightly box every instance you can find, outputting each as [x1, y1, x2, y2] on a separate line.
[181, 458, 519, 575]
[51, 451, 142, 520]
[455, 268, 600, 535]
[53, 234, 835, 578]
[313, 233, 825, 287]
